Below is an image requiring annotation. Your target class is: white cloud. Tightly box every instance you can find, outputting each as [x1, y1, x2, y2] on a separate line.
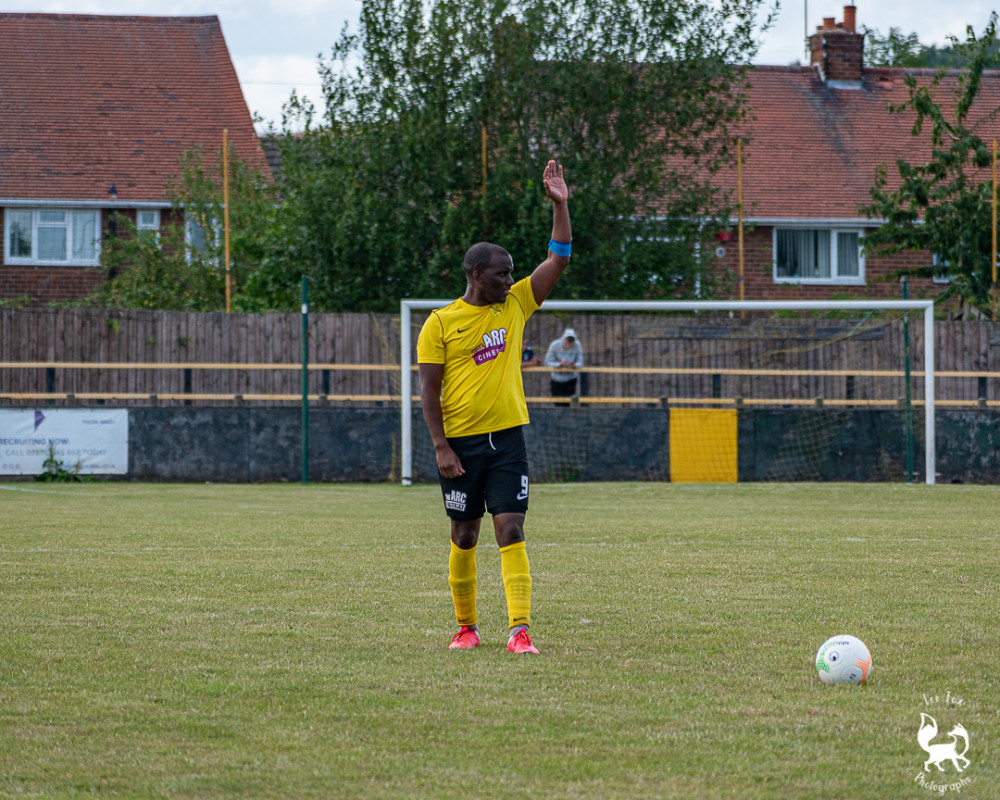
[263, 0, 361, 23]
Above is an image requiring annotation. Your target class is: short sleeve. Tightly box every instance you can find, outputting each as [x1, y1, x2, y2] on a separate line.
[416, 312, 445, 364]
[510, 276, 540, 319]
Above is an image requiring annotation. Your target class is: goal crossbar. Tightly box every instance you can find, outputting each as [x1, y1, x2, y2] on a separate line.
[400, 299, 937, 485]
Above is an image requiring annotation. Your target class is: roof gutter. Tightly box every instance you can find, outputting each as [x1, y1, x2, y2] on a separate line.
[646, 215, 890, 227]
[740, 216, 888, 226]
[0, 198, 172, 209]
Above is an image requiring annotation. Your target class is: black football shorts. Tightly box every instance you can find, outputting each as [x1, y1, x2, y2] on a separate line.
[437, 426, 529, 520]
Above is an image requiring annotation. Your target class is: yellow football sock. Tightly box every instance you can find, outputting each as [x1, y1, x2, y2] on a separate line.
[500, 541, 532, 629]
[448, 542, 478, 627]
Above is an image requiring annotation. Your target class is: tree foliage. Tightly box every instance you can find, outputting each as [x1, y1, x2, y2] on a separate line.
[253, 0, 775, 312]
[90, 146, 276, 311]
[862, 24, 998, 69]
[861, 14, 1000, 316]
[861, 26, 928, 68]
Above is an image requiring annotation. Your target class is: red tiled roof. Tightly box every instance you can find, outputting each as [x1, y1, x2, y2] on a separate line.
[0, 13, 270, 203]
[714, 64, 1000, 221]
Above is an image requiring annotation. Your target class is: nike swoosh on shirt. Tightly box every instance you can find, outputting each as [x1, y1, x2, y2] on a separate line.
[457, 327, 470, 333]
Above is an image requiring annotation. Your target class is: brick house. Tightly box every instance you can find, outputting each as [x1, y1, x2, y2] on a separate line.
[0, 13, 269, 304]
[707, 4, 1000, 301]
[4, 8, 998, 306]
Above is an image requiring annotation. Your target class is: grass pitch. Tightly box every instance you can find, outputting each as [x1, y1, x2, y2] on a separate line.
[0, 481, 997, 799]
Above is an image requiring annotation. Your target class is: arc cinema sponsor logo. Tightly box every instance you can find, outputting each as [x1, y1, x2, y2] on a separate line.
[473, 328, 508, 366]
[443, 489, 467, 512]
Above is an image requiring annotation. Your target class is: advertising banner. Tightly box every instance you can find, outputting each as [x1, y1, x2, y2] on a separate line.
[0, 409, 129, 475]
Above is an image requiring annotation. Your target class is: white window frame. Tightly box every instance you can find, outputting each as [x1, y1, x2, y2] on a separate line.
[772, 226, 865, 285]
[4, 207, 101, 266]
[931, 253, 953, 284]
[136, 209, 161, 233]
[184, 212, 221, 263]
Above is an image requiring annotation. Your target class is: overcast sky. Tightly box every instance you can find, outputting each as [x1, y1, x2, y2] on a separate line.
[12, 1, 999, 131]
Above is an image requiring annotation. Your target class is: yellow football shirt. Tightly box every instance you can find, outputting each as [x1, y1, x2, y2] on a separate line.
[417, 276, 540, 438]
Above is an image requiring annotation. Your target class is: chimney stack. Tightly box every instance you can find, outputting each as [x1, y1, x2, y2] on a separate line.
[809, 5, 864, 83]
[843, 5, 856, 33]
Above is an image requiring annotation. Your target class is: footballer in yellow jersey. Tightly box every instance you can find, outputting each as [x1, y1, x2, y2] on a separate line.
[416, 275, 538, 438]
[418, 160, 572, 656]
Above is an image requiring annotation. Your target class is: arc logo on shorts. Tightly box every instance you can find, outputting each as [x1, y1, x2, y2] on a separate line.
[473, 328, 508, 366]
[443, 489, 467, 511]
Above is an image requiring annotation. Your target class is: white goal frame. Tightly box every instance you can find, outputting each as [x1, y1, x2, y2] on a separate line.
[400, 299, 937, 485]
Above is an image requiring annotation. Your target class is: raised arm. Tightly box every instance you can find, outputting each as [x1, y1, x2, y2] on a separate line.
[530, 161, 572, 306]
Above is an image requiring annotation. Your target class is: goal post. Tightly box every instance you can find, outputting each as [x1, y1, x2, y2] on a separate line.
[400, 299, 936, 486]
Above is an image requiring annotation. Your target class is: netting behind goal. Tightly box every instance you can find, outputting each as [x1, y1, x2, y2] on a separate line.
[400, 300, 936, 485]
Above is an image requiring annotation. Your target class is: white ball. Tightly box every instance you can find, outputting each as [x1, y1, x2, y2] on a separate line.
[815, 634, 872, 684]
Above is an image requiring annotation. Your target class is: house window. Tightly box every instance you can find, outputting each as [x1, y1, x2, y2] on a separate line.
[185, 214, 217, 254]
[137, 209, 161, 232]
[4, 208, 101, 266]
[932, 253, 952, 284]
[621, 230, 704, 296]
[774, 228, 864, 284]
[6, 210, 32, 258]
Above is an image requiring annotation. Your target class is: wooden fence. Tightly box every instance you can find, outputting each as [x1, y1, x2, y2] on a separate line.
[1, 307, 999, 407]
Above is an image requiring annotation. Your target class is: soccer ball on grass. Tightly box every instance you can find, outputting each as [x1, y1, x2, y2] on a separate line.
[815, 634, 872, 684]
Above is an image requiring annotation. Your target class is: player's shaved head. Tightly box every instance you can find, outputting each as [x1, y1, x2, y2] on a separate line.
[463, 242, 511, 278]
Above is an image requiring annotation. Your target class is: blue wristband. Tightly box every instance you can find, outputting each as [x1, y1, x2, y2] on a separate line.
[549, 239, 572, 257]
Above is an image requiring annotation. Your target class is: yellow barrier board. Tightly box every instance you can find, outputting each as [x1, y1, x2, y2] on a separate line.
[670, 408, 738, 483]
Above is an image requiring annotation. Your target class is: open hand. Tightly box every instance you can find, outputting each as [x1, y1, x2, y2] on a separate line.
[543, 160, 568, 203]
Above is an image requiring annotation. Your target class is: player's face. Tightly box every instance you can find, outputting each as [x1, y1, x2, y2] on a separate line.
[481, 253, 514, 304]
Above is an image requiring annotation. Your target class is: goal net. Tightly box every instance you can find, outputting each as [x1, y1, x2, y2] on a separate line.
[400, 300, 937, 486]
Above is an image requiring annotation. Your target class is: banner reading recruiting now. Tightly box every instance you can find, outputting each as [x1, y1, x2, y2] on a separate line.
[0, 409, 129, 475]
